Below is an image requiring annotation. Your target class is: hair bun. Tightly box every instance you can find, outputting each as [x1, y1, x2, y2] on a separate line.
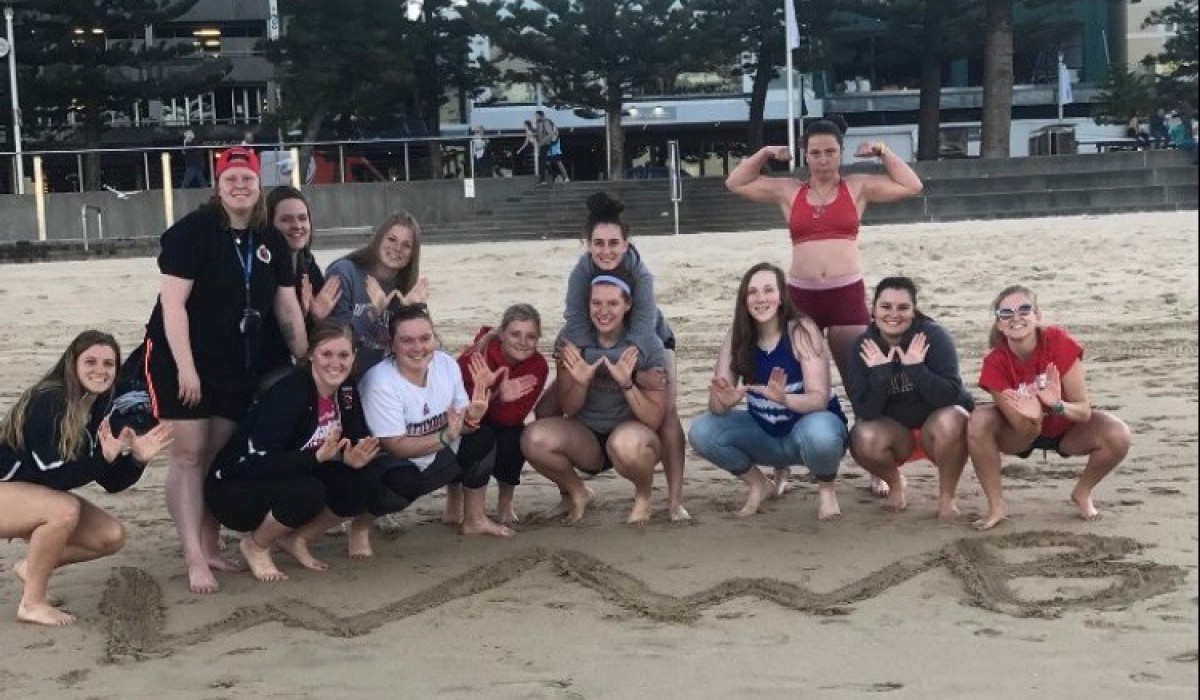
[827, 113, 849, 135]
[586, 192, 625, 219]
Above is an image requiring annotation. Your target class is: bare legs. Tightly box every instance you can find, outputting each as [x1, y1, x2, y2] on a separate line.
[826, 323, 875, 494]
[849, 407, 969, 516]
[607, 423, 662, 524]
[1, 486, 125, 626]
[164, 417, 239, 593]
[238, 514, 292, 582]
[966, 405, 1042, 530]
[1058, 411, 1131, 520]
[661, 350, 689, 520]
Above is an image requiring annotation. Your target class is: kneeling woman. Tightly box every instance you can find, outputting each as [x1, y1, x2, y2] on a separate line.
[522, 276, 670, 524]
[205, 321, 383, 582]
[688, 263, 848, 520]
[359, 304, 512, 538]
[845, 277, 974, 515]
[968, 285, 1131, 530]
[1, 331, 172, 625]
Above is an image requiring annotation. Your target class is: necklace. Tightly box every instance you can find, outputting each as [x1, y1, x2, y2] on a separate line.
[809, 180, 839, 218]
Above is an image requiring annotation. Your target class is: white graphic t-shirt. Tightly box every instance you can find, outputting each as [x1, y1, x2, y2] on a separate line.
[360, 352, 467, 470]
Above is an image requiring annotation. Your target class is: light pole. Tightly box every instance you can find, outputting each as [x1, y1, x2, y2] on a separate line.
[3, 4, 23, 194]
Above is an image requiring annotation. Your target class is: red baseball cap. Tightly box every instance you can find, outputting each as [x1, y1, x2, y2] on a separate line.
[214, 146, 260, 179]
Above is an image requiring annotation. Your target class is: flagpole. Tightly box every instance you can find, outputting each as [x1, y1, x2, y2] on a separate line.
[785, 32, 796, 172]
[1056, 50, 1065, 123]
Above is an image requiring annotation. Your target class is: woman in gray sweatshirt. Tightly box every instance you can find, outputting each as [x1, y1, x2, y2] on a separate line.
[845, 276, 973, 516]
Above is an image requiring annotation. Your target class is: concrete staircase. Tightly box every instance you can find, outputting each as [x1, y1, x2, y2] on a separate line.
[313, 150, 1197, 247]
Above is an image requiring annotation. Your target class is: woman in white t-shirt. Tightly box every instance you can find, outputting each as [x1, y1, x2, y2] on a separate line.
[358, 304, 511, 538]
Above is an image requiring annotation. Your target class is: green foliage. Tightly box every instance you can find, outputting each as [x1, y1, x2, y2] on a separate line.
[1091, 63, 1156, 124]
[265, 0, 490, 139]
[17, 0, 228, 141]
[1144, 0, 1198, 108]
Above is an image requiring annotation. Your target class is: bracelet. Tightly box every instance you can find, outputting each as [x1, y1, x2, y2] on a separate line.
[1051, 401, 1066, 416]
[437, 428, 450, 447]
[619, 381, 634, 391]
[872, 142, 887, 157]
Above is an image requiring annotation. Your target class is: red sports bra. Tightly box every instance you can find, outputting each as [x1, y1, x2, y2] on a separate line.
[788, 180, 860, 244]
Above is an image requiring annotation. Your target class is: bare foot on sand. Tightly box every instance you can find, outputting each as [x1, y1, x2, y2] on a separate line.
[668, 502, 691, 522]
[498, 506, 520, 525]
[17, 601, 75, 627]
[972, 505, 1008, 531]
[545, 487, 594, 524]
[870, 475, 890, 498]
[817, 485, 842, 521]
[462, 517, 515, 537]
[239, 536, 287, 582]
[348, 520, 374, 559]
[771, 469, 792, 498]
[1071, 488, 1102, 521]
[627, 494, 653, 524]
[443, 486, 464, 527]
[936, 498, 961, 520]
[206, 552, 244, 572]
[738, 477, 774, 517]
[278, 534, 329, 571]
[187, 563, 220, 594]
[881, 474, 908, 512]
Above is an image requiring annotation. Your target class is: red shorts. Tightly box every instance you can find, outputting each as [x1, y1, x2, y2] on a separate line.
[898, 428, 929, 466]
[787, 278, 871, 330]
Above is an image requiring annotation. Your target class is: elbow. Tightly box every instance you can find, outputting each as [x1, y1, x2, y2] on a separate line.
[909, 179, 925, 196]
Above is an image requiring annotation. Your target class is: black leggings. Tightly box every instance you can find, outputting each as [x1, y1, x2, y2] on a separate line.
[459, 424, 526, 486]
[205, 462, 384, 532]
[371, 428, 497, 514]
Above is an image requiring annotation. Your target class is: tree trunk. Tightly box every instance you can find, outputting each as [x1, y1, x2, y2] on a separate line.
[917, 52, 943, 161]
[747, 41, 781, 153]
[606, 95, 625, 181]
[980, 0, 1014, 159]
[83, 120, 104, 192]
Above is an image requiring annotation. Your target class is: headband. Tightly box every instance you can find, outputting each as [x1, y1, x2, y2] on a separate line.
[591, 275, 631, 296]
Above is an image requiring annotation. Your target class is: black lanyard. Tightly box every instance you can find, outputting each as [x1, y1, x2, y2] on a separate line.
[234, 230, 254, 309]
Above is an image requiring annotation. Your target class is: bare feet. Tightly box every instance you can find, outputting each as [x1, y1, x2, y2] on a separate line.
[347, 519, 374, 559]
[498, 506, 520, 525]
[972, 504, 1008, 531]
[277, 534, 329, 571]
[238, 536, 287, 582]
[771, 469, 792, 498]
[870, 475, 890, 498]
[817, 484, 841, 521]
[462, 517, 515, 537]
[17, 600, 76, 627]
[881, 474, 908, 512]
[668, 503, 691, 522]
[737, 476, 774, 517]
[627, 493, 653, 524]
[545, 487, 594, 524]
[1071, 488, 1102, 521]
[936, 500, 961, 520]
[205, 552, 244, 572]
[187, 563, 220, 594]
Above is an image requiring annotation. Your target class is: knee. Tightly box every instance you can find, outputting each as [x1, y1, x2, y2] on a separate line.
[1100, 413, 1132, 454]
[849, 422, 891, 460]
[608, 432, 658, 470]
[96, 519, 128, 556]
[45, 495, 82, 532]
[520, 423, 554, 460]
[967, 407, 1001, 445]
[686, 414, 720, 456]
[800, 413, 848, 457]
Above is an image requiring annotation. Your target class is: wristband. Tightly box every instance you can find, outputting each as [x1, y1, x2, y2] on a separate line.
[437, 428, 451, 447]
[872, 142, 887, 157]
[619, 381, 634, 391]
[1051, 401, 1066, 416]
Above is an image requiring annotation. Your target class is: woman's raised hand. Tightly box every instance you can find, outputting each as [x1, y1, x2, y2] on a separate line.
[444, 406, 466, 443]
[604, 346, 640, 389]
[344, 437, 380, 469]
[559, 342, 600, 384]
[310, 275, 342, 321]
[1000, 389, 1043, 423]
[129, 423, 173, 463]
[710, 376, 746, 410]
[365, 276, 389, 318]
[98, 418, 124, 463]
[763, 145, 792, 161]
[898, 333, 929, 366]
[314, 426, 348, 463]
[747, 366, 790, 404]
[1035, 363, 1063, 407]
[859, 338, 893, 367]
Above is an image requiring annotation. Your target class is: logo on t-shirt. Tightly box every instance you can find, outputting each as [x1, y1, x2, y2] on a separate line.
[256, 244, 272, 264]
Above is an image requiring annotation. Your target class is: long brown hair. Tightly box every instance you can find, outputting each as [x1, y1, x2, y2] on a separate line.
[266, 185, 313, 267]
[988, 284, 1039, 348]
[0, 330, 121, 460]
[729, 263, 822, 384]
[346, 212, 422, 295]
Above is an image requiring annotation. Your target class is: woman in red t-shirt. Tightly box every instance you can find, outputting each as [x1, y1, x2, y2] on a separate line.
[967, 285, 1131, 530]
[447, 304, 549, 525]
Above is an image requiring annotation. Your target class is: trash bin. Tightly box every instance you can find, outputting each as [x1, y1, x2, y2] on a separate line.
[1029, 126, 1077, 156]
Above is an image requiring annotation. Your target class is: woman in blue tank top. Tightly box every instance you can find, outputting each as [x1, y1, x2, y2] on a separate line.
[689, 263, 848, 519]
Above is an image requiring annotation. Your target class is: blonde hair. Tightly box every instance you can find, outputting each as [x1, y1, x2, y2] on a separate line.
[1, 331, 120, 460]
[988, 284, 1038, 348]
[346, 212, 422, 295]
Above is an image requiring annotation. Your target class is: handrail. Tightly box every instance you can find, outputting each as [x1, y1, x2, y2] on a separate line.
[80, 204, 103, 252]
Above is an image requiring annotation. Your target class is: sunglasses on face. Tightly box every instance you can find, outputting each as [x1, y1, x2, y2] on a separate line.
[995, 303, 1035, 321]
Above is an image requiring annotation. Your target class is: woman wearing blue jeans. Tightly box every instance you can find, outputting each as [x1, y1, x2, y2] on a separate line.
[689, 262, 848, 520]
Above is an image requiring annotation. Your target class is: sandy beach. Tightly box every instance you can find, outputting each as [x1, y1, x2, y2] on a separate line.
[0, 210, 1196, 699]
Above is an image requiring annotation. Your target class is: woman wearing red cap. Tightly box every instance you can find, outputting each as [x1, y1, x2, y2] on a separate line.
[136, 145, 309, 594]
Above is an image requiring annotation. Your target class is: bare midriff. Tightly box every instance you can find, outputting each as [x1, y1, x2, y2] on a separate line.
[788, 238, 861, 283]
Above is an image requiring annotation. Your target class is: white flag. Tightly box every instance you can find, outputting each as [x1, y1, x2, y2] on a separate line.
[1057, 52, 1073, 106]
[785, 0, 801, 51]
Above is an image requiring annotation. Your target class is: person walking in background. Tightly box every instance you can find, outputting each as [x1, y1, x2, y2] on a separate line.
[1149, 108, 1169, 150]
[181, 131, 208, 189]
[534, 110, 569, 184]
